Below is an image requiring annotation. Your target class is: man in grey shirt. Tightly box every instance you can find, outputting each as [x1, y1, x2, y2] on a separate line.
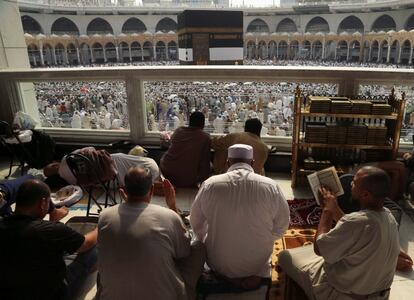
[97, 167, 205, 300]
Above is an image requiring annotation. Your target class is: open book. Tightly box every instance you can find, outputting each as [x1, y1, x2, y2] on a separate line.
[307, 166, 344, 205]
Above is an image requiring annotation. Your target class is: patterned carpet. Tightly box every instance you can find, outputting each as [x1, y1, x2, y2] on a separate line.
[269, 199, 319, 300]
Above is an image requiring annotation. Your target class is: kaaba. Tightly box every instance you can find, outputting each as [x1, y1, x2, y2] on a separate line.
[177, 10, 244, 65]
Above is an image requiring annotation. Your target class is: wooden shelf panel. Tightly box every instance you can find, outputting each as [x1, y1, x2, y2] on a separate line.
[299, 168, 346, 175]
[301, 109, 398, 120]
[299, 142, 393, 150]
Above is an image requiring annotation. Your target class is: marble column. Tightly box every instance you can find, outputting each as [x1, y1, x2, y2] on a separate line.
[63, 49, 68, 64]
[397, 46, 402, 64]
[76, 48, 80, 65]
[39, 45, 44, 66]
[129, 46, 132, 62]
[409, 47, 413, 64]
[90, 47, 94, 63]
[141, 46, 144, 61]
[346, 46, 350, 61]
[52, 47, 57, 65]
[386, 45, 391, 63]
[115, 46, 120, 62]
[165, 44, 169, 60]
[153, 45, 157, 60]
[103, 47, 107, 62]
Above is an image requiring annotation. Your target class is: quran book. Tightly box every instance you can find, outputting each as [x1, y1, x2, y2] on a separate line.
[307, 166, 344, 205]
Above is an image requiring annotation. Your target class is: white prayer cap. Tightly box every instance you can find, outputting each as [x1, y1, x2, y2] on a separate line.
[228, 144, 253, 160]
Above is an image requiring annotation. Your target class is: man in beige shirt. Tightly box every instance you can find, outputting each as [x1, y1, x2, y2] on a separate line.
[278, 167, 404, 300]
[211, 118, 268, 175]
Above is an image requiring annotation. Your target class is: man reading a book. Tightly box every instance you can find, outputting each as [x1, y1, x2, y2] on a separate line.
[278, 166, 408, 300]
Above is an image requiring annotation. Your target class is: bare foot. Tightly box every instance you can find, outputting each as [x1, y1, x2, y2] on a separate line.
[49, 207, 69, 222]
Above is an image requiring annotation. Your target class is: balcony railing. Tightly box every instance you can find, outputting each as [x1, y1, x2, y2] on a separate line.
[0, 66, 413, 151]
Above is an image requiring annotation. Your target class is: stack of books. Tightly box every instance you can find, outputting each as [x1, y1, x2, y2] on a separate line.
[309, 96, 331, 113]
[305, 123, 327, 143]
[331, 100, 352, 114]
[350, 100, 372, 114]
[303, 158, 331, 170]
[366, 125, 388, 145]
[347, 124, 367, 144]
[327, 123, 348, 144]
[372, 103, 392, 115]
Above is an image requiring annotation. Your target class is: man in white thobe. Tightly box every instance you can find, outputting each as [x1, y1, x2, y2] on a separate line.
[278, 166, 402, 300]
[190, 144, 290, 288]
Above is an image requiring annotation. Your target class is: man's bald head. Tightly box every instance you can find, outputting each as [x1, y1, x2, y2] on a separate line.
[124, 167, 153, 198]
[356, 166, 390, 200]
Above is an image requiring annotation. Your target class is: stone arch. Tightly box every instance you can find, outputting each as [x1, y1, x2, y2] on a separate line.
[21, 15, 43, 34]
[401, 40, 411, 64]
[92, 42, 104, 63]
[389, 40, 399, 63]
[55, 43, 66, 65]
[312, 40, 323, 59]
[278, 41, 288, 59]
[156, 18, 177, 33]
[289, 40, 299, 59]
[143, 41, 153, 61]
[51, 17, 79, 35]
[337, 40, 348, 61]
[156, 41, 167, 60]
[122, 18, 147, 34]
[300, 40, 311, 59]
[276, 18, 297, 33]
[119, 41, 130, 62]
[27, 44, 40, 66]
[105, 42, 117, 62]
[66, 43, 78, 65]
[268, 40, 277, 59]
[405, 14, 414, 31]
[305, 17, 329, 33]
[379, 40, 389, 63]
[247, 18, 270, 33]
[131, 41, 142, 61]
[87, 18, 113, 35]
[246, 41, 256, 59]
[349, 40, 361, 62]
[337, 15, 364, 34]
[371, 40, 380, 62]
[168, 41, 178, 60]
[325, 40, 336, 60]
[79, 43, 91, 64]
[371, 15, 396, 32]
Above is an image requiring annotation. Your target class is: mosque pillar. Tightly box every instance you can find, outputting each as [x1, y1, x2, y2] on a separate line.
[386, 45, 391, 63]
[76, 48, 80, 65]
[377, 48, 381, 62]
[153, 44, 157, 60]
[397, 45, 402, 64]
[346, 45, 350, 61]
[115, 45, 120, 62]
[39, 45, 44, 66]
[165, 44, 169, 60]
[141, 46, 144, 61]
[409, 47, 413, 64]
[322, 41, 326, 60]
[103, 47, 107, 62]
[368, 45, 372, 62]
[276, 43, 279, 58]
[334, 46, 337, 61]
[129, 46, 132, 62]
[90, 46, 94, 63]
[63, 48, 68, 64]
[52, 47, 57, 65]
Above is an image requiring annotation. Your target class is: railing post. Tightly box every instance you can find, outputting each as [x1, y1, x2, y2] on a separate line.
[125, 76, 146, 142]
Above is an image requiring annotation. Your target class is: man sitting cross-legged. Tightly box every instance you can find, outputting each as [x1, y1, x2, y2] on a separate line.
[0, 179, 98, 300]
[278, 167, 402, 300]
[97, 167, 206, 300]
[190, 144, 290, 290]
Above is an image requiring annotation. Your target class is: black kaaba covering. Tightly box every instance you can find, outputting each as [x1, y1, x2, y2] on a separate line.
[177, 10, 244, 65]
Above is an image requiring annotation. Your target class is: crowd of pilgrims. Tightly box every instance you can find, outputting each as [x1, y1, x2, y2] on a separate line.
[34, 78, 414, 141]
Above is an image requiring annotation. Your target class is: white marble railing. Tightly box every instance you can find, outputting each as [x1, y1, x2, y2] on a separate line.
[0, 66, 413, 150]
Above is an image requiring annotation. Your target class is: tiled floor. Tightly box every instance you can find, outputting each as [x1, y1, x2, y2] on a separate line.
[1, 159, 413, 300]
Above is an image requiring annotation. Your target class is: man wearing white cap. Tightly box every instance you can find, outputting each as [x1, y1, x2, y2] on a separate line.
[190, 144, 290, 289]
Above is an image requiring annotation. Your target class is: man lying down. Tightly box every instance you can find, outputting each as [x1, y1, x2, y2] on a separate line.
[44, 146, 160, 186]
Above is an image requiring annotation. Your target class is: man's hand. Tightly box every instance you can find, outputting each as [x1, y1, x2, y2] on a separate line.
[163, 179, 178, 213]
[397, 250, 413, 272]
[318, 186, 338, 213]
[403, 152, 412, 161]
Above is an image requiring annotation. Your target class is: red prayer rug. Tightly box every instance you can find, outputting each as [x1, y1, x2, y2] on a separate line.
[288, 198, 322, 227]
